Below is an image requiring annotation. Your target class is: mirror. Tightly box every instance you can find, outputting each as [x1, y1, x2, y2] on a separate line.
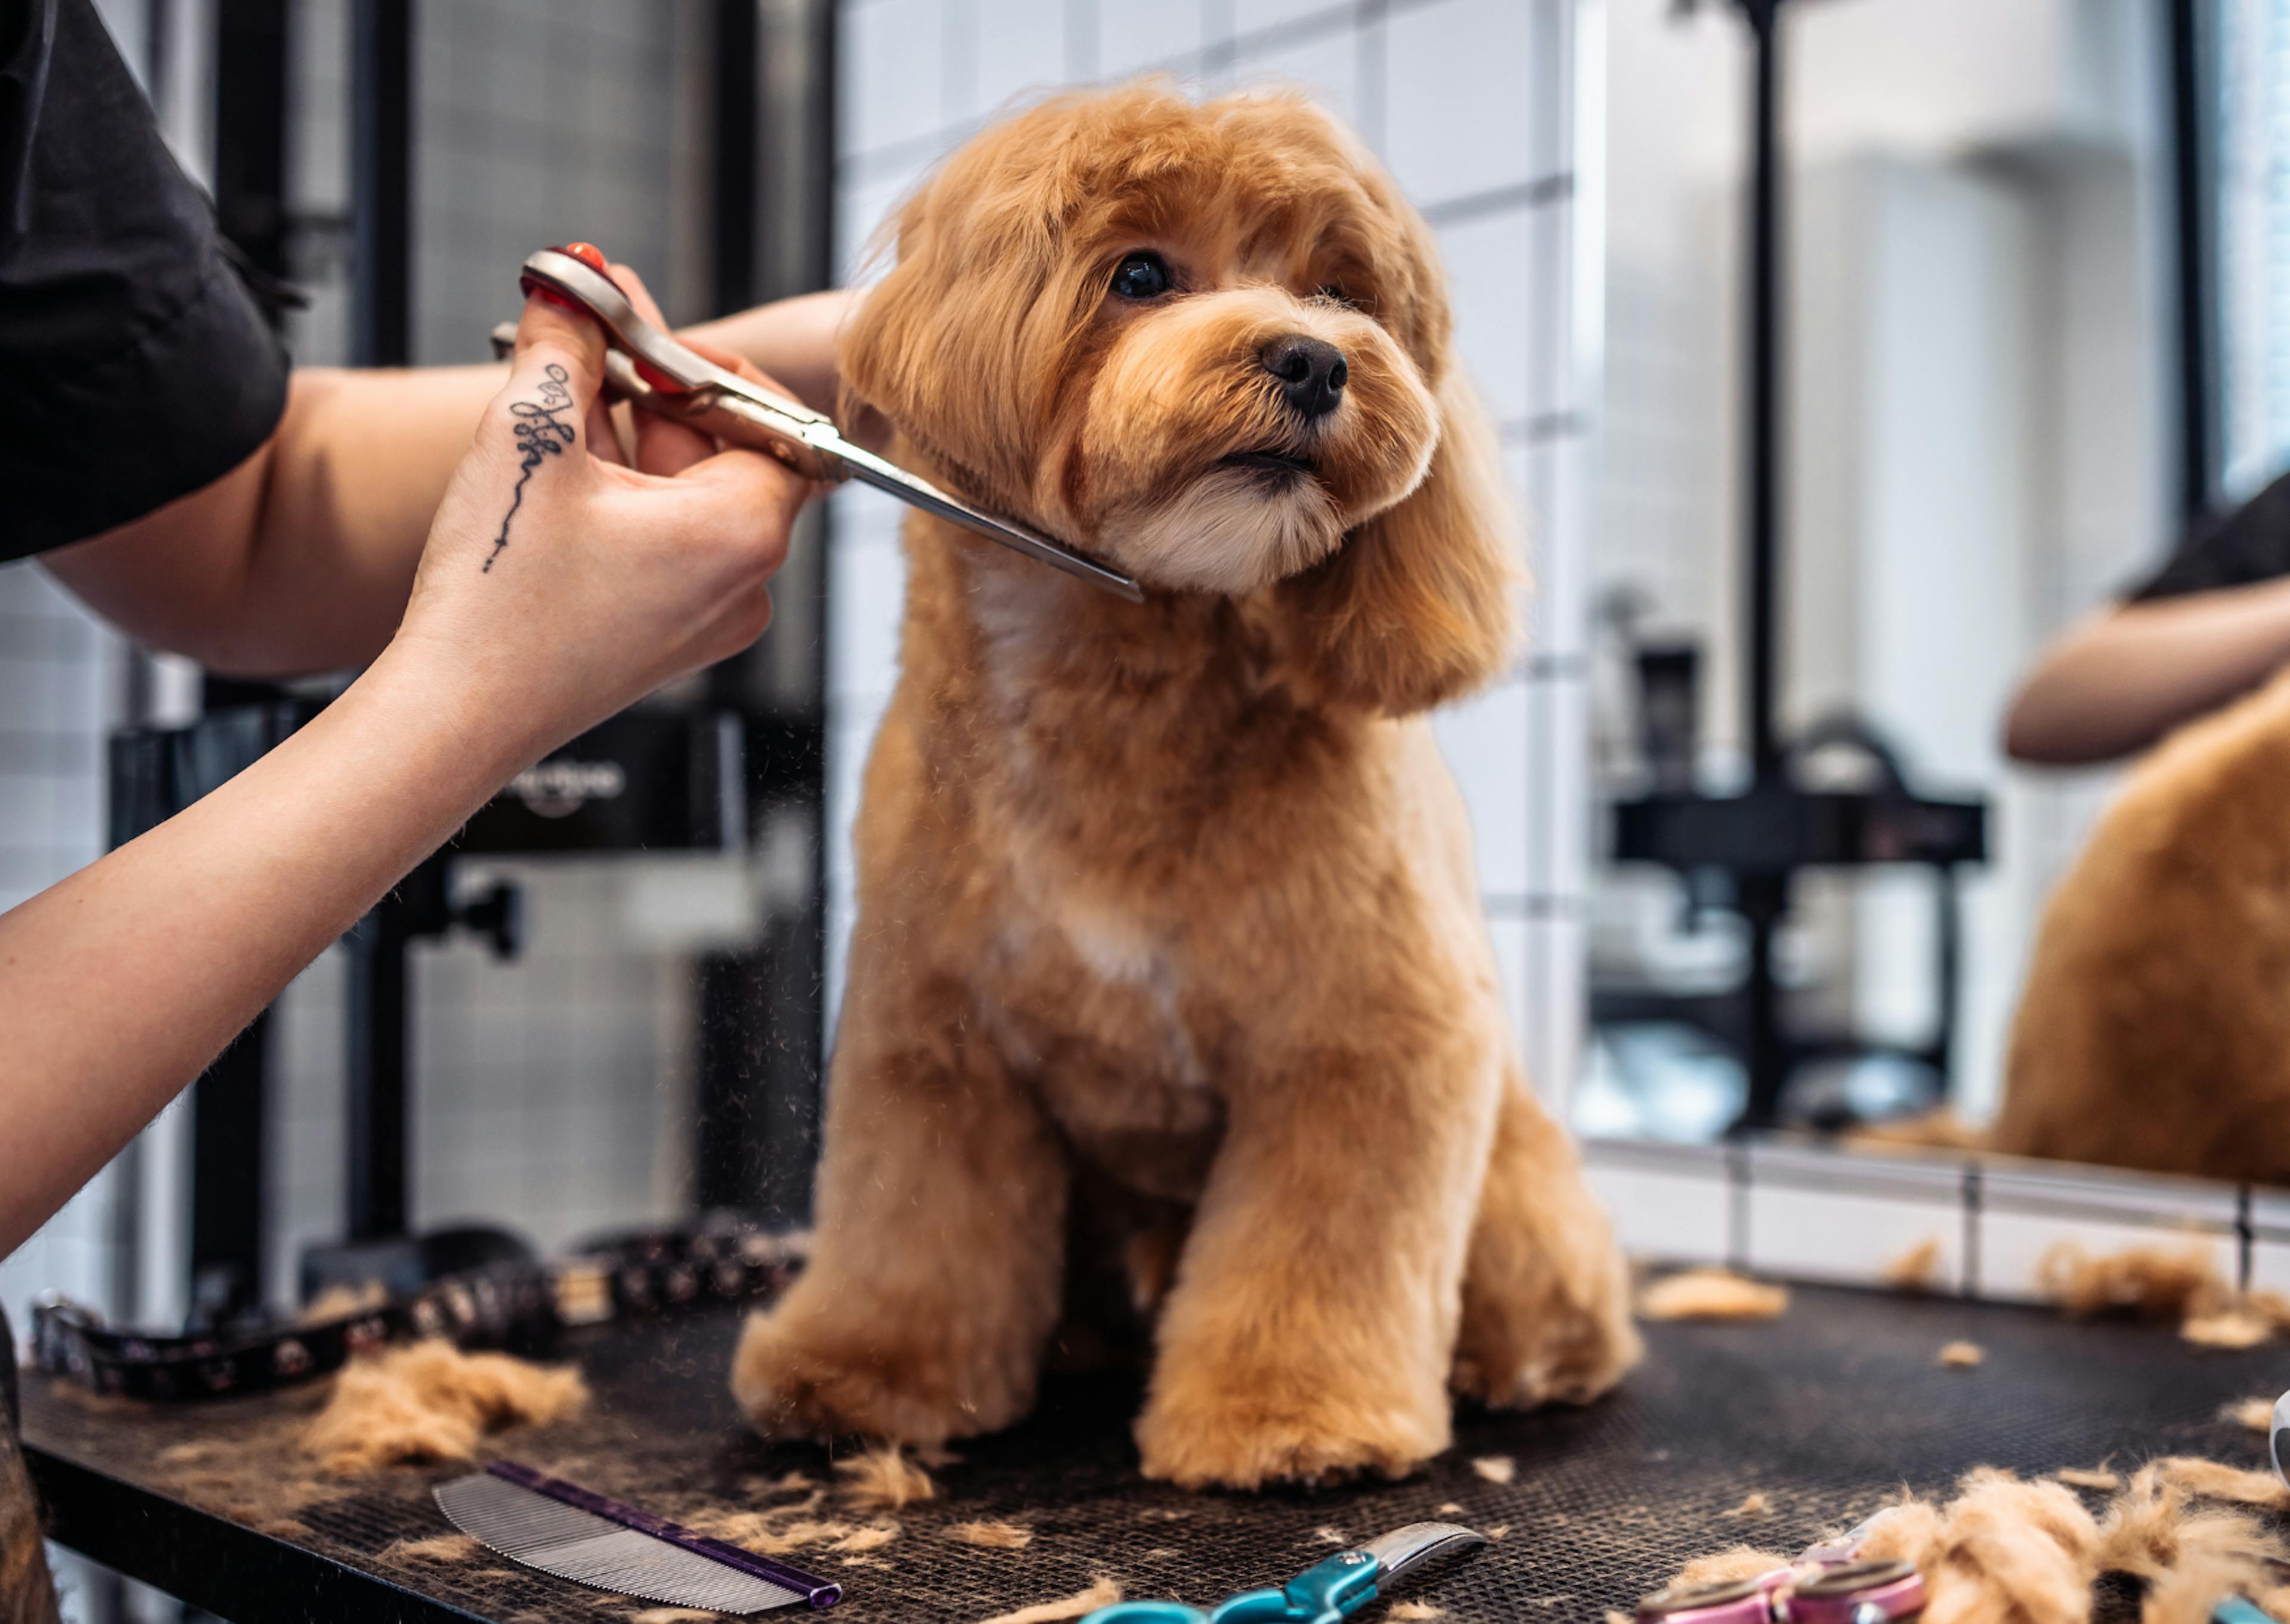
[1578, 0, 2289, 1186]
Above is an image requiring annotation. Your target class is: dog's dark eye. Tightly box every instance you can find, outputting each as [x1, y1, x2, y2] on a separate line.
[1111, 252, 1172, 300]
[1317, 284, 1354, 308]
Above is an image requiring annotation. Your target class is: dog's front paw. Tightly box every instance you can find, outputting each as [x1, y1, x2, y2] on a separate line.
[1451, 1250, 1641, 1410]
[1134, 1375, 1448, 1490]
[732, 1306, 1021, 1446]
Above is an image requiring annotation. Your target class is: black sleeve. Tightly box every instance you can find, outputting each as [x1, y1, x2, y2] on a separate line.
[0, 0, 288, 561]
[2125, 467, 2290, 603]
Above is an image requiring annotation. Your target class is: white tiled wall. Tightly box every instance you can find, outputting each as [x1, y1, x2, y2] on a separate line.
[827, 0, 1599, 1104]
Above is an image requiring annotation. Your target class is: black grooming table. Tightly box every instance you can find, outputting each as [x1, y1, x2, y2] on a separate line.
[23, 1284, 2290, 1624]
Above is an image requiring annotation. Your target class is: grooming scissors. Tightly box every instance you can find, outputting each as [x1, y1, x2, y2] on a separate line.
[1633, 1514, 1926, 1624]
[1081, 1521, 1486, 1624]
[491, 244, 1143, 602]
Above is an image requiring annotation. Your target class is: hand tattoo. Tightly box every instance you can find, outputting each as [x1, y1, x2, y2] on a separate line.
[483, 363, 576, 572]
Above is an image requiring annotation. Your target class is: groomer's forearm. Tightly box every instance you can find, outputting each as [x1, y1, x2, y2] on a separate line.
[242, 364, 509, 665]
[0, 646, 521, 1256]
[2004, 576, 2290, 764]
[41, 364, 508, 675]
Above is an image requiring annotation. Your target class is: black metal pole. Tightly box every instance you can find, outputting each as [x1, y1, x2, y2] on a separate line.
[343, 906, 410, 1241]
[351, 0, 413, 367]
[1744, 0, 1783, 786]
[711, 0, 760, 316]
[188, 0, 294, 1321]
[695, 0, 837, 1223]
[1729, 0, 1790, 1130]
[344, 0, 417, 1238]
[213, 0, 290, 293]
[2168, 0, 2215, 523]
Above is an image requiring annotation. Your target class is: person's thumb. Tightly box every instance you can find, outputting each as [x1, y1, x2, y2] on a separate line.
[465, 280, 606, 492]
[507, 268, 609, 415]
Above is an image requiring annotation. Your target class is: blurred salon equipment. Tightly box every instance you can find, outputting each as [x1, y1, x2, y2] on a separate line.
[1602, 0, 1988, 1133]
[107, 696, 822, 1325]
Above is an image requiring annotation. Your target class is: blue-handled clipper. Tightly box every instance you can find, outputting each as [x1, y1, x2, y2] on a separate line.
[1083, 1522, 1486, 1624]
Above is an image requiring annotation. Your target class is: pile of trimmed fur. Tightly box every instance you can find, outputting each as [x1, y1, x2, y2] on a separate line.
[1658, 1457, 2290, 1624]
[301, 1340, 589, 1473]
[2038, 1242, 2290, 1351]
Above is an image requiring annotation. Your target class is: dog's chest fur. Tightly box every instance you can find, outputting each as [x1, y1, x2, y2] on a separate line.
[979, 884, 1223, 1202]
[938, 563, 1363, 1202]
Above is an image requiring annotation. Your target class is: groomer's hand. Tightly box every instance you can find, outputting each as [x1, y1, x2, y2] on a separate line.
[381, 258, 815, 769]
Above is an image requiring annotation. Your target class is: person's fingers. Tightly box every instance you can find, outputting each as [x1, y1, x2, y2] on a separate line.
[674, 447, 812, 574]
[508, 283, 607, 412]
[611, 259, 670, 329]
[601, 261, 717, 478]
[586, 393, 630, 467]
[680, 336, 811, 411]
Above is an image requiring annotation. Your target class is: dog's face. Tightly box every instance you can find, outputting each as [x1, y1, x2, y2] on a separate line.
[844, 88, 1446, 597]
[846, 84, 1518, 717]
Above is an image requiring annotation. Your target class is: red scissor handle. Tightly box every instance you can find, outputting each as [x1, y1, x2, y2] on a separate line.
[516, 242, 689, 395]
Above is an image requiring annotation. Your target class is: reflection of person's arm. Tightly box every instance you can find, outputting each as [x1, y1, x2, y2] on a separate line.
[2003, 575, 2290, 764]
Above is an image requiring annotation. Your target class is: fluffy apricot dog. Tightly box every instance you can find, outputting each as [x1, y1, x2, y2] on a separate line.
[1995, 665, 2290, 1183]
[731, 84, 1639, 1489]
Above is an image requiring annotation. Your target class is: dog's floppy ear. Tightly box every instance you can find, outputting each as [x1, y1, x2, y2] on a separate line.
[1277, 363, 1522, 716]
[834, 151, 1062, 507]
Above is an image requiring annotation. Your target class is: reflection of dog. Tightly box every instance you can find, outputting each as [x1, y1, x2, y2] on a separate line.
[1995, 667, 2290, 1183]
[731, 84, 1638, 1489]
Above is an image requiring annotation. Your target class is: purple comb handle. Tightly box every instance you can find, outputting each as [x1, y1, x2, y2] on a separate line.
[485, 1460, 841, 1609]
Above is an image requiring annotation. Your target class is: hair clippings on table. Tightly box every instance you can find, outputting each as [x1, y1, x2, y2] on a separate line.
[29, 1217, 808, 1403]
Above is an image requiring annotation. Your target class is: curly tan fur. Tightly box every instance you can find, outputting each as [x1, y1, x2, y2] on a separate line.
[301, 1340, 587, 1473]
[1637, 1270, 1790, 1322]
[1667, 1461, 2290, 1624]
[1997, 667, 2290, 1180]
[729, 83, 1637, 1490]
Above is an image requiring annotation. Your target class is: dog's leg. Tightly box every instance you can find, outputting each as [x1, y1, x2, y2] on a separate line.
[731, 963, 1069, 1446]
[1132, 1034, 1498, 1489]
[1450, 1059, 1641, 1408]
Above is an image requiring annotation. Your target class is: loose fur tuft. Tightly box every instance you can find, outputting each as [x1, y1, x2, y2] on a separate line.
[834, 1446, 939, 1512]
[301, 1340, 587, 1474]
[977, 1578, 1124, 1624]
[1637, 1269, 1790, 1322]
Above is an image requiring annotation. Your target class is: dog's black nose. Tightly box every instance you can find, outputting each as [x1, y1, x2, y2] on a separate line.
[1261, 335, 1348, 419]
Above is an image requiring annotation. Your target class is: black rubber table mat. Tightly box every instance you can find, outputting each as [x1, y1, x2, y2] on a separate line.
[23, 1283, 2290, 1624]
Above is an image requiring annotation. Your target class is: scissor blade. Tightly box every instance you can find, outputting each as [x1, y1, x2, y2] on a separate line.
[827, 436, 1144, 603]
[1362, 1523, 1487, 1588]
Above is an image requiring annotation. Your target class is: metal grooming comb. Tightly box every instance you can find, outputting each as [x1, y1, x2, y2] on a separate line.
[435, 1460, 841, 1613]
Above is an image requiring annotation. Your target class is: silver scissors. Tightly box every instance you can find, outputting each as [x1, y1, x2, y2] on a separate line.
[490, 246, 1142, 602]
